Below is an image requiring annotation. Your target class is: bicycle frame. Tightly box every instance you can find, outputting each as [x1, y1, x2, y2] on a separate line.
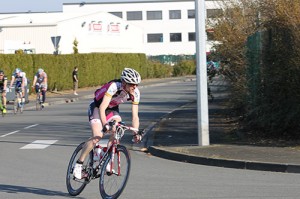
[35, 87, 43, 110]
[95, 123, 138, 176]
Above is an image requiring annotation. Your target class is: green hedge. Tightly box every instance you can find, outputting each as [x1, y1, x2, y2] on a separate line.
[0, 53, 195, 92]
[0, 53, 148, 91]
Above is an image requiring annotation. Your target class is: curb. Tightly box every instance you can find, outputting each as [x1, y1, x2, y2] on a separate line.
[148, 146, 300, 173]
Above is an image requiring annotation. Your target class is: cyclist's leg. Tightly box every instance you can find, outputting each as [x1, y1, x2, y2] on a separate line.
[41, 84, 47, 103]
[35, 84, 39, 93]
[21, 87, 25, 104]
[73, 102, 104, 179]
[0, 91, 3, 110]
[2, 90, 7, 108]
[105, 110, 122, 145]
[80, 102, 104, 161]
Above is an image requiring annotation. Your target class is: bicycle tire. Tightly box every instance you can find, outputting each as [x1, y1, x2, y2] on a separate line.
[99, 145, 131, 199]
[36, 101, 41, 110]
[36, 94, 41, 110]
[66, 142, 93, 196]
[13, 99, 18, 114]
[20, 102, 24, 114]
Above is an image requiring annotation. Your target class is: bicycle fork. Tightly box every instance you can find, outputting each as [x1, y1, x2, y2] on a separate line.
[109, 146, 120, 176]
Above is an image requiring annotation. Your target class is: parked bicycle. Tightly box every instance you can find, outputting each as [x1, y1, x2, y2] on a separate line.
[13, 87, 24, 114]
[66, 121, 143, 199]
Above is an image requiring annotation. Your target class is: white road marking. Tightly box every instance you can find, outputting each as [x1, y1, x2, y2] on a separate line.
[24, 124, 39, 129]
[0, 124, 39, 138]
[20, 140, 58, 149]
[0, 130, 20, 138]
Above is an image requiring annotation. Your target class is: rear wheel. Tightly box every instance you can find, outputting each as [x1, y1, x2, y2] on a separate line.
[99, 145, 131, 199]
[66, 142, 93, 196]
[13, 98, 18, 114]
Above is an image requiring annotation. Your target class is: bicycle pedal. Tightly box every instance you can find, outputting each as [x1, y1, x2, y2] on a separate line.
[81, 171, 89, 179]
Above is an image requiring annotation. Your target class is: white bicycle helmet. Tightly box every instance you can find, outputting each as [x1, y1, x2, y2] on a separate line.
[121, 68, 141, 84]
[38, 68, 44, 73]
[15, 68, 21, 73]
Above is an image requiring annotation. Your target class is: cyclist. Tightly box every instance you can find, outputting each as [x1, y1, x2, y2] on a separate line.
[32, 68, 47, 108]
[73, 67, 142, 179]
[10, 68, 25, 105]
[0, 70, 8, 113]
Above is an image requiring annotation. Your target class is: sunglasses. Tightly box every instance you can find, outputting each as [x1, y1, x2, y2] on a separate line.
[127, 83, 138, 87]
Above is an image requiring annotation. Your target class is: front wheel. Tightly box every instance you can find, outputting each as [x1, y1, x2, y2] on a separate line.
[99, 145, 131, 199]
[66, 142, 93, 196]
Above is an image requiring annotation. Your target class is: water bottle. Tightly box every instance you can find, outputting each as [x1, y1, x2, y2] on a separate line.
[93, 144, 102, 168]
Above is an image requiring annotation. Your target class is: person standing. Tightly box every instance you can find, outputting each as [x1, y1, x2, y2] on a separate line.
[72, 66, 79, 95]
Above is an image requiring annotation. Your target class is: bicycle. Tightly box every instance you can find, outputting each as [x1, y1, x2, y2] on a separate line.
[35, 86, 43, 110]
[66, 121, 143, 199]
[13, 87, 24, 114]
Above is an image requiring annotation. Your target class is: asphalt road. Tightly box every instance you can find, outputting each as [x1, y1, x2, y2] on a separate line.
[1, 79, 300, 199]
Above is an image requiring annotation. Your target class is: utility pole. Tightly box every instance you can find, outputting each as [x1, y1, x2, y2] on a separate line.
[195, 0, 209, 146]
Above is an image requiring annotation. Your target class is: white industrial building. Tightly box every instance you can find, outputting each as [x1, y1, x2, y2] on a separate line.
[0, 0, 222, 55]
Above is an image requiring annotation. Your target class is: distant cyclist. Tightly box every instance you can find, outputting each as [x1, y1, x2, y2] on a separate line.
[10, 68, 25, 105]
[73, 67, 142, 179]
[0, 70, 8, 113]
[32, 68, 47, 108]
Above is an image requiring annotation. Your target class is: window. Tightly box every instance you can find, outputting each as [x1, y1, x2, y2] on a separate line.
[188, 9, 195, 19]
[188, 32, 196, 41]
[109, 12, 123, 18]
[169, 10, 181, 19]
[127, 11, 142, 20]
[147, 11, 162, 20]
[170, 33, 182, 42]
[207, 9, 223, 18]
[147, 34, 163, 43]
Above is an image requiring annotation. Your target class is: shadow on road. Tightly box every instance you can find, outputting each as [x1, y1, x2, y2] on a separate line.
[0, 184, 84, 198]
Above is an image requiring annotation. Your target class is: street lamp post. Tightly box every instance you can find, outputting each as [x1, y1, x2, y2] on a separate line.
[195, 0, 209, 146]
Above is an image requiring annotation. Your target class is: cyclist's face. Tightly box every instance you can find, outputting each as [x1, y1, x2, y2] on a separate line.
[125, 83, 138, 94]
[0, 74, 3, 79]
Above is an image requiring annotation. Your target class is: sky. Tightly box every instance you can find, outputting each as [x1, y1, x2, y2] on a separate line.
[0, 0, 138, 13]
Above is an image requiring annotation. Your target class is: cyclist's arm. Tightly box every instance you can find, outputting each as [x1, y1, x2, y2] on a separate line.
[32, 75, 37, 87]
[10, 76, 15, 87]
[3, 79, 7, 91]
[131, 104, 139, 130]
[21, 76, 25, 89]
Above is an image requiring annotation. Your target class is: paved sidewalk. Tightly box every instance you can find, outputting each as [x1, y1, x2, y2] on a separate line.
[147, 76, 300, 173]
[10, 76, 300, 173]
